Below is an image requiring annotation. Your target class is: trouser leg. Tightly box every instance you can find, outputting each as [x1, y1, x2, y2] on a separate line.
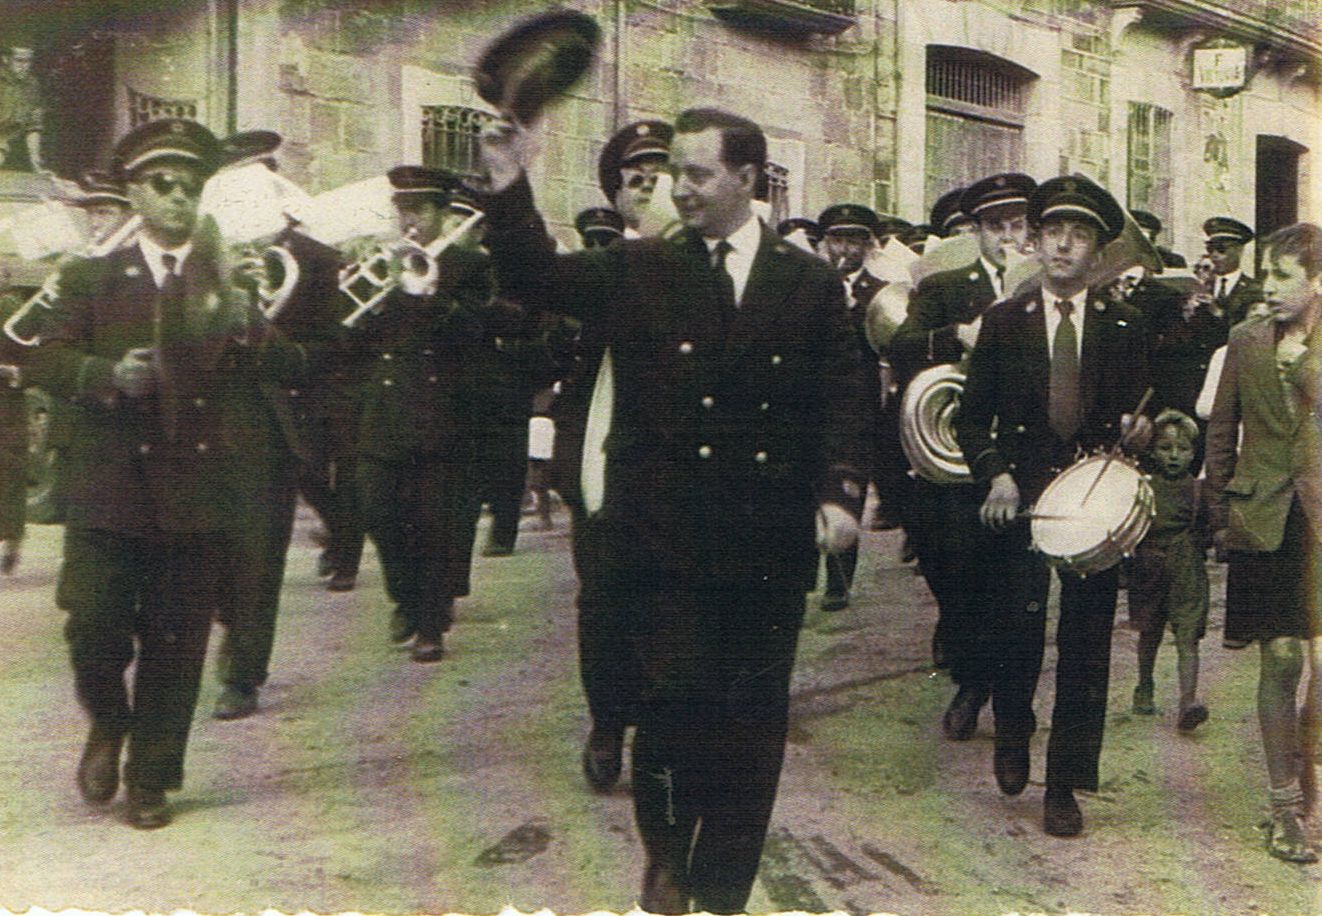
[988, 530, 1051, 741]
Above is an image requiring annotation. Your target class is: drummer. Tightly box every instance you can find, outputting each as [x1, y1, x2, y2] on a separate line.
[954, 175, 1152, 838]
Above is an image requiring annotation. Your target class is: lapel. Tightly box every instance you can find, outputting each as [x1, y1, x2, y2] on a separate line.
[725, 224, 799, 364]
[1079, 294, 1109, 423]
[1020, 291, 1050, 404]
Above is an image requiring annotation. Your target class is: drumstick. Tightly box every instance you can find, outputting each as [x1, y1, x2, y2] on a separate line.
[1080, 386, 1153, 506]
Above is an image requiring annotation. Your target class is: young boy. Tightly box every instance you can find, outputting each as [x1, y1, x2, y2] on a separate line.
[1129, 408, 1210, 731]
[1206, 221, 1322, 864]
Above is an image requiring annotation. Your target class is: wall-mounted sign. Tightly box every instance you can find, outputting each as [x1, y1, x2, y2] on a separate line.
[1192, 45, 1248, 94]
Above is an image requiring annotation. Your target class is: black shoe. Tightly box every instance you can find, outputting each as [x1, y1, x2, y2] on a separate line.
[76, 729, 123, 805]
[942, 686, 988, 741]
[411, 635, 445, 663]
[125, 787, 172, 830]
[1266, 810, 1319, 863]
[316, 549, 336, 578]
[327, 570, 356, 592]
[1177, 703, 1209, 732]
[640, 860, 691, 915]
[1043, 786, 1083, 837]
[582, 726, 624, 792]
[820, 591, 849, 613]
[994, 735, 1030, 796]
[389, 610, 416, 647]
[212, 685, 259, 721]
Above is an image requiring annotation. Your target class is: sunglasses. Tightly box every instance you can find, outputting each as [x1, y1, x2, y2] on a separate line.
[140, 173, 202, 198]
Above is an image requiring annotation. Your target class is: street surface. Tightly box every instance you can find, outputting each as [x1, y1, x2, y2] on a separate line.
[0, 504, 1318, 914]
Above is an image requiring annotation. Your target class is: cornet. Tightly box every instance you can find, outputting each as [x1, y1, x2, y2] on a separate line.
[4, 213, 142, 348]
[233, 242, 301, 321]
[338, 209, 484, 328]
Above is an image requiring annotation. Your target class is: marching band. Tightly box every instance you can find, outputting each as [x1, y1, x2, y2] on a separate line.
[0, 8, 1318, 911]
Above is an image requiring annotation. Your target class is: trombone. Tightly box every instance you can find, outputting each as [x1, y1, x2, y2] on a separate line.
[338, 209, 484, 328]
[4, 214, 142, 348]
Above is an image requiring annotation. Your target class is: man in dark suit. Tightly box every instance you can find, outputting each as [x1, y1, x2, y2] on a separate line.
[479, 107, 868, 914]
[817, 202, 887, 610]
[891, 172, 1035, 739]
[1204, 216, 1262, 325]
[352, 166, 493, 663]
[1132, 209, 1186, 268]
[955, 175, 1152, 838]
[29, 118, 304, 828]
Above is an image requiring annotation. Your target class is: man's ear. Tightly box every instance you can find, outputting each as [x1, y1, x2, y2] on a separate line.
[737, 162, 758, 193]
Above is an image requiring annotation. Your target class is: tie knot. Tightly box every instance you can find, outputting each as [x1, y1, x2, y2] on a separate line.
[711, 240, 732, 269]
[161, 253, 178, 275]
[1056, 298, 1074, 317]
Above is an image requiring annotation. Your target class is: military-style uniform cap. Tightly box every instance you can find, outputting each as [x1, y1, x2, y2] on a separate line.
[475, 9, 601, 127]
[961, 173, 1036, 221]
[776, 217, 820, 242]
[387, 165, 461, 202]
[448, 186, 483, 217]
[817, 203, 883, 237]
[575, 206, 625, 240]
[218, 129, 282, 169]
[111, 117, 220, 178]
[1028, 175, 1124, 243]
[875, 214, 913, 239]
[1203, 216, 1253, 245]
[1131, 209, 1162, 236]
[598, 120, 673, 201]
[930, 187, 971, 236]
[75, 170, 129, 207]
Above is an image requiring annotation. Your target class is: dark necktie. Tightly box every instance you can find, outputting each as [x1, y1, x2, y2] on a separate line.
[1049, 299, 1080, 442]
[995, 265, 1005, 299]
[157, 252, 185, 440]
[1215, 276, 1229, 310]
[711, 239, 736, 315]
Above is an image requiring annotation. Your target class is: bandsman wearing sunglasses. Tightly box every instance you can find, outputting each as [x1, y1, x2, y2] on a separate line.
[26, 118, 306, 829]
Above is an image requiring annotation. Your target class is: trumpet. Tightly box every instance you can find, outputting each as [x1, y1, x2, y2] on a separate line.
[233, 243, 301, 321]
[4, 213, 142, 348]
[338, 209, 484, 328]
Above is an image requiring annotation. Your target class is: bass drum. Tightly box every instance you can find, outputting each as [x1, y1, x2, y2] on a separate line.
[1031, 454, 1153, 577]
[899, 363, 971, 485]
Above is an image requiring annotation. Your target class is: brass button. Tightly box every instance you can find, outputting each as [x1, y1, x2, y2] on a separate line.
[759, 402, 770, 411]
[701, 396, 714, 409]
[697, 444, 712, 459]
[138, 443, 150, 454]
[196, 442, 208, 453]
[428, 376, 438, 383]
[289, 388, 300, 397]
[382, 378, 394, 386]
[382, 352, 393, 360]
[771, 354, 782, 366]
[754, 450, 768, 463]
[679, 341, 694, 355]
[193, 397, 206, 407]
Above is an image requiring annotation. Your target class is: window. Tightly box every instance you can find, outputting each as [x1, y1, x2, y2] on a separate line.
[924, 46, 1035, 215]
[421, 105, 492, 180]
[1127, 102, 1173, 219]
[1058, 29, 1110, 185]
[763, 161, 790, 227]
[127, 88, 197, 128]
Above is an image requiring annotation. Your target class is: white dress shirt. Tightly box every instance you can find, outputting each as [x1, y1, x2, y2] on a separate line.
[980, 255, 1005, 300]
[1043, 288, 1087, 361]
[138, 235, 194, 288]
[1213, 269, 1242, 301]
[704, 213, 761, 306]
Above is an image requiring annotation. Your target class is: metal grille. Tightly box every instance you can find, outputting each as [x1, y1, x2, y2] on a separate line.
[927, 51, 1028, 117]
[128, 88, 198, 128]
[421, 105, 492, 180]
[1127, 102, 1173, 218]
[764, 161, 790, 228]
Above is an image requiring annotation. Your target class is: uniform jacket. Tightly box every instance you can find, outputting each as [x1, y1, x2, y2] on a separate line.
[1205, 315, 1322, 551]
[483, 177, 870, 590]
[1220, 273, 1264, 327]
[890, 259, 997, 391]
[1153, 276, 1260, 417]
[954, 289, 1150, 504]
[351, 245, 493, 464]
[27, 244, 305, 536]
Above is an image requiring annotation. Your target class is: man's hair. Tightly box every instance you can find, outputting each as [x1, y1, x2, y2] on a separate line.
[1263, 222, 1322, 278]
[1151, 408, 1199, 445]
[674, 107, 766, 174]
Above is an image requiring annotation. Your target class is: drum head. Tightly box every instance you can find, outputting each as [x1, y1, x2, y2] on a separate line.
[1032, 457, 1142, 561]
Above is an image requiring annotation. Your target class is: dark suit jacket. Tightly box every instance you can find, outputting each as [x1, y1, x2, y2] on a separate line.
[954, 289, 1150, 503]
[483, 178, 869, 590]
[28, 244, 305, 536]
[1221, 273, 1264, 326]
[890, 259, 997, 390]
[1205, 315, 1322, 552]
[352, 245, 493, 464]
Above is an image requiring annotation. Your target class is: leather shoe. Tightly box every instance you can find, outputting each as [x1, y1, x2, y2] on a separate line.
[942, 686, 988, 741]
[125, 787, 172, 830]
[994, 735, 1030, 796]
[212, 685, 259, 721]
[582, 726, 624, 792]
[411, 635, 445, 663]
[327, 570, 356, 592]
[640, 860, 690, 915]
[76, 729, 123, 805]
[820, 591, 849, 612]
[1043, 786, 1083, 837]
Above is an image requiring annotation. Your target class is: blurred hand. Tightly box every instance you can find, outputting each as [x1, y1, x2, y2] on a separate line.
[980, 472, 1020, 530]
[112, 347, 156, 398]
[816, 502, 859, 554]
[1212, 528, 1232, 563]
[1119, 412, 1154, 452]
[478, 117, 535, 193]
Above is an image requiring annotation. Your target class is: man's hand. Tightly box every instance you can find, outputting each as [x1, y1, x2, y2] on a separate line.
[955, 317, 982, 352]
[1119, 412, 1154, 452]
[111, 347, 156, 398]
[979, 472, 1020, 530]
[477, 118, 535, 194]
[816, 502, 859, 554]
[1212, 528, 1232, 563]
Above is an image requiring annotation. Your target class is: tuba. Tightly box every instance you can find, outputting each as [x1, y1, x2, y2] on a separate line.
[899, 362, 973, 485]
[4, 213, 142, 347]
[338, 209, 484, 328]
